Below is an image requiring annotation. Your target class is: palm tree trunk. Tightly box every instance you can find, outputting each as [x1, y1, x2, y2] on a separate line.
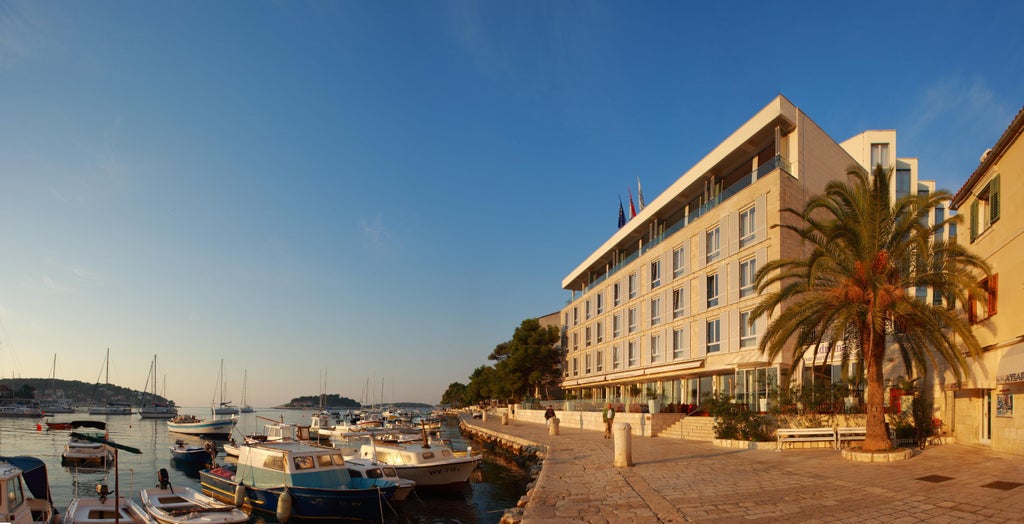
[863, 337, 892, 451]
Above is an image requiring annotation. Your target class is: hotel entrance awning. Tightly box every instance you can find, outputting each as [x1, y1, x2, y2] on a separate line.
[996, 345, 1024, 385]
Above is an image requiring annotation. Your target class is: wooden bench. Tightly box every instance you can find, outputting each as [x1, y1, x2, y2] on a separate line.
[836, 427, 866, 448]
[776, 427, 836, 450]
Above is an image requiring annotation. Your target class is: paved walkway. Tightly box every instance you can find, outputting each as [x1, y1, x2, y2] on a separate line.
[461, 415, 1024, 523]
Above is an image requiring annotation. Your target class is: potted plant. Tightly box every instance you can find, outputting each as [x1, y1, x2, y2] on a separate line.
[646, 387, 662, 414]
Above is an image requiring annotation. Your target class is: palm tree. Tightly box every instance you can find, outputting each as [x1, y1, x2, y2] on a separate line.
[752, 165, 990, 451]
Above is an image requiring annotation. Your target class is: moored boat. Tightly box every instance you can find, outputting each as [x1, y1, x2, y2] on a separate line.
[64, 490, 154, 524]
[199, 440, 396, 522]
[167, 415, 235, 439]
[169, 440, 216, 466]
[140, 469, 248, 524]
[0, 405, 45, 418]
[64, 433, 151, 524]
[0, 456, 56, 523]
[350, 434, 481, 488]
[61, 421, 113, 467]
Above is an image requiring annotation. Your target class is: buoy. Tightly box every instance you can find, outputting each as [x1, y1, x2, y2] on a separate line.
[276, 489, 293, 523]
[233, 483, 246, 507]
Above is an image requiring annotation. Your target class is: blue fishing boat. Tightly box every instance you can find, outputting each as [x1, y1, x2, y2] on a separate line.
[199, 441, 396, 522]
[169, 440, 215, 465]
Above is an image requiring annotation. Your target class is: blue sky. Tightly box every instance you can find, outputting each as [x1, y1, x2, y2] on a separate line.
[1, 1, 1021, 407]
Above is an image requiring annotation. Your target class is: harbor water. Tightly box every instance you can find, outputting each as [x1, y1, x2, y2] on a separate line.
[0, 408, 533, 523]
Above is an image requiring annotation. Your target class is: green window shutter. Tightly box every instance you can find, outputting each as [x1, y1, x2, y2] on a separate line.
[970, 200, 979, 242]
[989, 175, 1001, 224]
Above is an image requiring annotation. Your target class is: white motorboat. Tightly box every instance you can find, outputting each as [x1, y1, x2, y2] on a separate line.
[167, 415, 235, 439]
[65, 490, 154, 524]
[140, 469, 248, 524]
[351, 433, 481, 488]
[61, 421, 113, 467]
[344, 457, 415, 502]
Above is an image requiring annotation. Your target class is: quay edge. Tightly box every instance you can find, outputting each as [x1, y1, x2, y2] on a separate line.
[457, 416, 546, 524]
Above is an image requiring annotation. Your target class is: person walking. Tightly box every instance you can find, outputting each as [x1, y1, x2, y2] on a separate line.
[544, 405, 556, 427]
[602, 403, 615, 438]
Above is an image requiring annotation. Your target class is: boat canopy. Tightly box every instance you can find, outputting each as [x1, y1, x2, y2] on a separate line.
[1, 456, 52, 503]
[69, 420, 107, 430]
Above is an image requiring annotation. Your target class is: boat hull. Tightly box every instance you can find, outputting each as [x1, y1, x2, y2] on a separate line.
[200, 467, 395, 521]
[140, 486, 248, 524]
[389, 457, 481, 487]
[65, 496, 152, 524]
[167, 420, 235, 439]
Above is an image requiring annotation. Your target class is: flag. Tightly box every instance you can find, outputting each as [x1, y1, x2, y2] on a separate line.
[617, 197, 626, 229]
[637, 177, 645, 210]
[628, 187, 637, 218]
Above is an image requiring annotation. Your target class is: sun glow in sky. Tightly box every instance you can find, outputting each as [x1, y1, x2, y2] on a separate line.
[1, 1, 1022, 406]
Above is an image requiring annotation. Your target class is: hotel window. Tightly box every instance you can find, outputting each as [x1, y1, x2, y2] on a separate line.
[915, 286, 927, 303]
[706, 318, 721, 353]
[585, 327, 591, 347]
[650, 297, 661, 326]
[613, 282, 621, 306]
[650, 260, 661, 289]
[628, 273, 638, 299]
[612, 345, 622, 369]
[596, 321, 604, 343]
[739, 206, 756, 248]
[870, 143, 890, 170]
[896, 168, 911, 198]
[970, 175, 1000, 242]
[627, 340, 638, 367]
[739, 257, 756, 298]
[596, 292, 604, 314]
[672, 287, 685, 319]
[573, 307, 578, 326]
[672, 246, 686, 278]
[572, 357, 578, 377]
[650, 334, 661, 364]
[596, 350, 604, 372]
[584, 353, 592, 374]
[612, 314, 621, 338]
[968, 274, 998, 324]
[740, 310, 756, 348]
[585, 300, 591, 320]
[706, 226, 721, 263]
[672, 328, 686, 359]
[572, 333, 578, 352]
[706, 273, 720, 308]
[628, 308, 637, 334]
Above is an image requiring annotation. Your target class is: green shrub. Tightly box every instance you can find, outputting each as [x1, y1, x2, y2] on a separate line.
[705, 393, 773, 441]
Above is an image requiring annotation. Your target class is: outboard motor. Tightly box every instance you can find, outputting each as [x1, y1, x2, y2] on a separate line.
[158, 468, 172, 491]
[95, 483, 109, 503]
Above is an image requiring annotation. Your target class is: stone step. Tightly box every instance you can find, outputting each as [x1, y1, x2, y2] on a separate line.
[657, 416, 716, 441]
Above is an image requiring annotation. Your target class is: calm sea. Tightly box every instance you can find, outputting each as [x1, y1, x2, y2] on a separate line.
[0, 408, 531, 523]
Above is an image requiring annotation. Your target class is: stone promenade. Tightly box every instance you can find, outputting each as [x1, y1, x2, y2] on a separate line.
[460, 415, 1024, 523]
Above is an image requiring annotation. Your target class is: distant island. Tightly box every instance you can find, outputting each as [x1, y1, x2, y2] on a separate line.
[279, 394, 433, 410]
[0, 377, 167, 406]
[0, 378, 435, 410]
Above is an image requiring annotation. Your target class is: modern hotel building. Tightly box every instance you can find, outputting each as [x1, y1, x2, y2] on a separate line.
[559, 95, 943, 413]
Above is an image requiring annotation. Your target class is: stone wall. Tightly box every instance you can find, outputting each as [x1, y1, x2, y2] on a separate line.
[509, 405, 683, 437]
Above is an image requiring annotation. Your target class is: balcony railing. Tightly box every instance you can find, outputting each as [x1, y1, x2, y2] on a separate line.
[568, 155, 790, 304]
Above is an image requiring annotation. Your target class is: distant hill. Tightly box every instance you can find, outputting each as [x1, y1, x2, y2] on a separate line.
[0, 378, 168, 406]
[282, 394, 432, 410]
